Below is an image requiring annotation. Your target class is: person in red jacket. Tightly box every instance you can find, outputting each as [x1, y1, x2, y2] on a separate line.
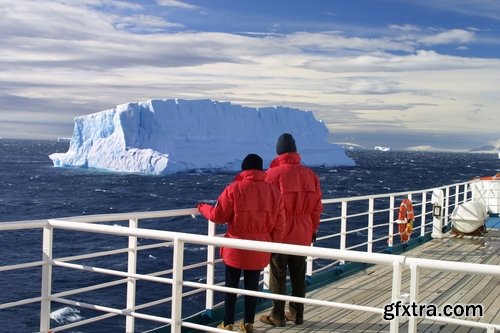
[260, 133, 323, 327]
[198, 153, 285, 333]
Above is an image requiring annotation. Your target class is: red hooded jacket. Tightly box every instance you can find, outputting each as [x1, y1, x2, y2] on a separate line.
[198, 169, 285, 270]
[266, 152, 322, 246]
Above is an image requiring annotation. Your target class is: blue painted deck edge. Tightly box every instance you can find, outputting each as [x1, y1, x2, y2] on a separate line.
[486, 215, 500, 229]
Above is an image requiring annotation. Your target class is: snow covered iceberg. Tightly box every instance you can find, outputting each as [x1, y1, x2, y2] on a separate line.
[50, 99, 354, 174]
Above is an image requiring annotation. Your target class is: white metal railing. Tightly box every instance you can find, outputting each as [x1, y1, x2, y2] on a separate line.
[0, 179, 499, 333]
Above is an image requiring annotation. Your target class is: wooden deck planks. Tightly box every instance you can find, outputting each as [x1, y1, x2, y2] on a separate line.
[252, 230, 500, 333]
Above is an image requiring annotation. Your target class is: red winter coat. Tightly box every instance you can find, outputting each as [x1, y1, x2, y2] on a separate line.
[198, 170, 285, 270]
[266, 152, 322, 246]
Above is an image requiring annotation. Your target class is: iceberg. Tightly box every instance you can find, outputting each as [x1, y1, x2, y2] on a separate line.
[49, 99, 355, 174]
[374, 146, 391, 152]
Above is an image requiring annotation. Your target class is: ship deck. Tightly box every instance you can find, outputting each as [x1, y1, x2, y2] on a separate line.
[252, 226, 500, 333]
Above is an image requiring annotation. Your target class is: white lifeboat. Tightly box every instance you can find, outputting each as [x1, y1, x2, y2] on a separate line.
[451, 201, 487, 234]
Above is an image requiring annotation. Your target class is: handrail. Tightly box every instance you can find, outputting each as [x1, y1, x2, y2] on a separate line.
[1, 178, 499, 333]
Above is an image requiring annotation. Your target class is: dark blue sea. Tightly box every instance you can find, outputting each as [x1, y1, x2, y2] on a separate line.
[0, 139, 498, 332]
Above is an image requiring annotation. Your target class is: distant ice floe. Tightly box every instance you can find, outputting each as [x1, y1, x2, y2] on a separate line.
[50, 99, 355, 174]
[374, 146, 391, 152]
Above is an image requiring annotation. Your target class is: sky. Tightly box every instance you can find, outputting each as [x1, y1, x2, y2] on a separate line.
[1, 0, 499, 151]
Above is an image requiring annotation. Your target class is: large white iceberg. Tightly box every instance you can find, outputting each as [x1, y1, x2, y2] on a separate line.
[50, 99, 355, 174]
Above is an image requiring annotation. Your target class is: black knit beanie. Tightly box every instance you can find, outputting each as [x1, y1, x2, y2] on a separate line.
[276, 133, 297, 155]
[241, 153, 263, 171]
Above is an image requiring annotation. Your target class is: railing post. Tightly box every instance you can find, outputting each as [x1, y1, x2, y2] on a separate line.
[206, 221, 216, 310]
[306, 254, 313, 277]
[340, 201, 347, 264]
[126, 218, 138, 333]
[389, 260, 402, 333]
[444, 187, 450, 227]
[171, 237, 185, 333]
[368, 198, 374, 253]
[40, 224, 53, 333]
[454, 185, 460, 213]
[388, 196, 395, 248]
[420, 192, 426, 237]
[463, 183, 470, 204]
[431, 189, 444, 239]
[263, 265, 270, 291]
[408, 263, 420, 333]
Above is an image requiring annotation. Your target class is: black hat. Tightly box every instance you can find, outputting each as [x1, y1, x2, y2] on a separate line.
[241, 153, 263, 171]
[276, 133, 297, 155]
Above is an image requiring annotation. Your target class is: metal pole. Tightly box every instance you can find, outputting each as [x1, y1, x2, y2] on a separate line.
[389, 260, 402, 333]
[388, 196, 395, 248]
[125, 218, 138, 333]
[40, 224, 53, 333]
[408, 263, 420, 333]
[340, 201, 347, 264]
[206, 221, 216, 310]
[420, 192, 426, 237]
[171, 237, 185, 333]
[368, 198, 374, 253]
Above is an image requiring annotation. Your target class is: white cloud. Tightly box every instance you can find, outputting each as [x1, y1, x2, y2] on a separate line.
[113, 14, 184, 32]
[419, 29, 475, 45]
[389, 24, 421, 32]
[156, 0, 198, 10]
[0, 0, 499, 150]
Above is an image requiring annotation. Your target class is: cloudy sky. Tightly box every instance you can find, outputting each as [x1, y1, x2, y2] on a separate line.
[1, 0, 499, 150]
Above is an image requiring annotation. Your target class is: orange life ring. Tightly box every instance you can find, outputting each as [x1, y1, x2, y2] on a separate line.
[397, 198, 414, 244]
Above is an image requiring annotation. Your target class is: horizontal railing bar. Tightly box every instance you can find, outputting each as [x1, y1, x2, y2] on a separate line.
[0, 260, 45, 272]
[372, 223, 389, 229]
[372, 235, 390, 243]
[347, 226, 369, 233]
[321, 181, 469, 204]
[182, 321, 227, 333]
[372, 208, 390, 214]
[320, 216, 341, 222]
[346, 243, 367, 250]
[137, 241, 173, 251]
[345, 212, 369, 218]
[0, 296, 43, 310]
[55, 241, 175, 265]
[48, 220, 405, 265]
[50, 311, 119, 332]
[0, 219, 48, 230]
[57, 208, 200, 223]
[51, 297, 172, 327]
[51, 277, 128, 299]
[406, 259, 500, 276]
[52, 261, 174, 285]
[307, 260, 341, 274]
[317, 232, 341, 240]
[182, 280, 384, 315]
[55, 248, 129, 263]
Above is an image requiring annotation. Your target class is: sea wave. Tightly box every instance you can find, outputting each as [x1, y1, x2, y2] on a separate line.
[50, 306, 83, 324]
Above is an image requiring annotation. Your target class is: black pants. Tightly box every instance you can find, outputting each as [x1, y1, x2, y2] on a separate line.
[269, 253, 306, 320]
[224, 264, 261, 325]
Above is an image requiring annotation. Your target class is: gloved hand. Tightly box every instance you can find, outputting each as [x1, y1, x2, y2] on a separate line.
[197, 203, 206, 212]
[311, 233, 317, 243]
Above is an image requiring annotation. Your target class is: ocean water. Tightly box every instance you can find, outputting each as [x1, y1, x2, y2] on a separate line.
[0, 139, 498, 332]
